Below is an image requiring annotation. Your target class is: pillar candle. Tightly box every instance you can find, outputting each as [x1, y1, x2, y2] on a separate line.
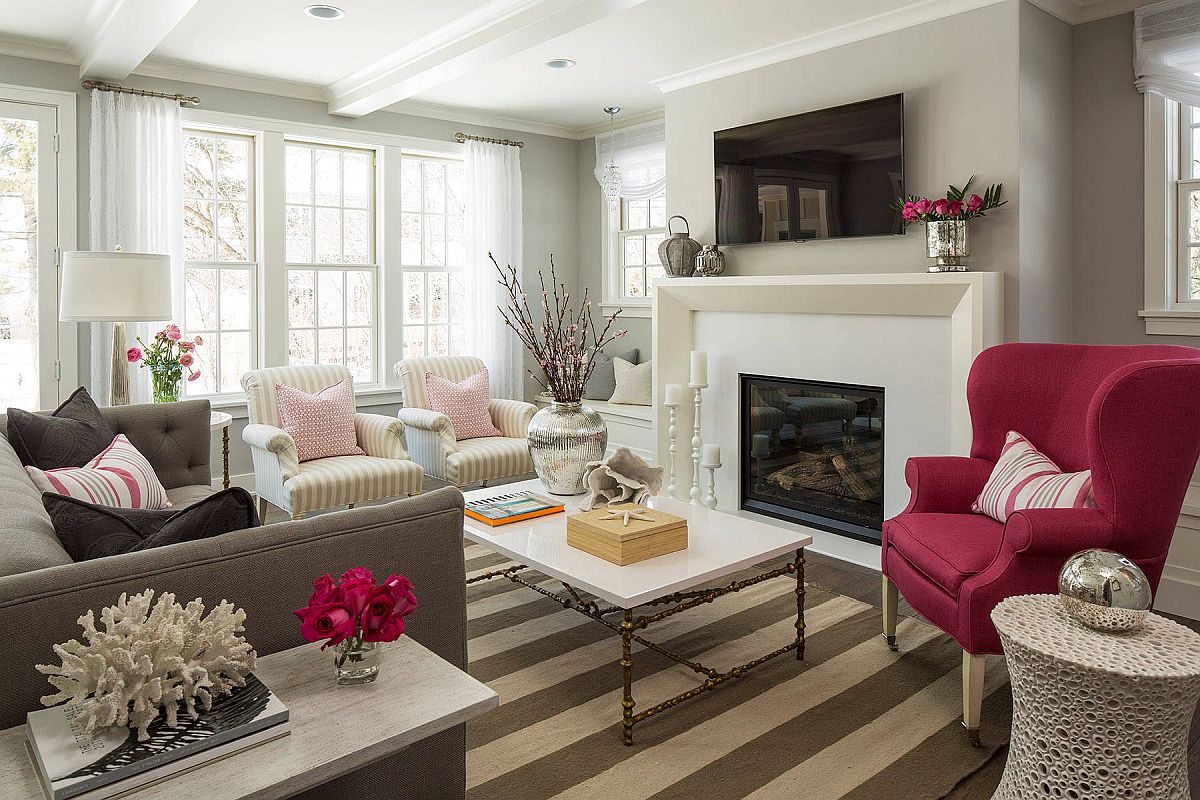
[664, 383, 683, 406]
[701, 443, 721, 467]
[690, 351, 708, 386]
[751, 433, 770, 459]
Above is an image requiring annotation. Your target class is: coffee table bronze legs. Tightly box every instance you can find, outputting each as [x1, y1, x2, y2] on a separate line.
[468, 548, 806, 745]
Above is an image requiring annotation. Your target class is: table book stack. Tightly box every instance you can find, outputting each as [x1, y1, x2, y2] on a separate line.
[566, 503, 688, 565]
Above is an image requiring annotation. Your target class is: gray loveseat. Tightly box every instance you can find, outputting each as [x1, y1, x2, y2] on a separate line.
[0, 399, 469, 799]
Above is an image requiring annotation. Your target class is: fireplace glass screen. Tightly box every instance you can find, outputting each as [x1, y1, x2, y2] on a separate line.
[740, 374, 884, 543]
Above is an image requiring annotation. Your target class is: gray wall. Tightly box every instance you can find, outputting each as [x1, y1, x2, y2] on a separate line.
[0, 52, 582, 484]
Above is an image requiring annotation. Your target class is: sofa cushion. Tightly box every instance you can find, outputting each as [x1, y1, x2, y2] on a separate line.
[6, 386, 114, 470]
[583, 348, 638, 401]
[25, 434, 172, 509]
[275, 379, 363, 462]
[166, 483, 219, 508]
[44, 487, 259, 562]
[610, 358, 653, 405]
[883, 512, 1004, 596]
[445, 436, 534, 486]
[424, 369, 503, 440]
[972, 430, 1095, 523]
[0, 437, 72, 577]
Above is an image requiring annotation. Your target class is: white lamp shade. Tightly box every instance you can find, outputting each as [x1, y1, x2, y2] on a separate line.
[59, 250, 173, 322]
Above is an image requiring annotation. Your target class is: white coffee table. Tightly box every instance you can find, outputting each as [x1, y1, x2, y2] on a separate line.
[463, 479, 813, 745]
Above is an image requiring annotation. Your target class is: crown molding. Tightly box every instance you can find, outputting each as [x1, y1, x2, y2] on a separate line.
[132, 57, 330, 103]
[387, 99, 581, 139]
[0, 34, 76, 66]
[573, 108, 665, 140]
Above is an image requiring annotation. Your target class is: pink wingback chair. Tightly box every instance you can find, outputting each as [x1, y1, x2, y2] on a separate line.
[881, 342, 1200, 745]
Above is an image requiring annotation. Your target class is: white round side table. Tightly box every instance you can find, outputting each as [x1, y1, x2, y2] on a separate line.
[991, 594, 1200, 799]
[211, 411, 233, 489]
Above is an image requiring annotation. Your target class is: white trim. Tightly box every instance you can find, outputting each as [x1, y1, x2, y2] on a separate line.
[1158, 480, 1200, 620]
[386, 99, 578, 140]
[75, 0, 200, 81]
[573, 109, 666, 141]
[0, 35, 76, 66]
[134, 57, 330, 103]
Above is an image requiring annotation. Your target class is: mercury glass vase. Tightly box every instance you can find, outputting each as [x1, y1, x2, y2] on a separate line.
[527, 401, 607, 495]
[334, 638, 380, 685]
[925, 220, 970, 271]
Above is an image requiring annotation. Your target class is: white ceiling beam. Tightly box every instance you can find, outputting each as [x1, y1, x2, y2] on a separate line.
[327, 0, 651, 118]
[74, 0, 201, 80]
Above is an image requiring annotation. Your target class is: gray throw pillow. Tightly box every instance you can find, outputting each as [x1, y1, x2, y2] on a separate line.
[6, 386, 114, 470]
[583, 348, 639, 401]
[44, 487, 259, 562]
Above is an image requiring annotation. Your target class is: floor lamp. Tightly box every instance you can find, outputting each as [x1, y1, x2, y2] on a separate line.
[59, 249, 173, 406]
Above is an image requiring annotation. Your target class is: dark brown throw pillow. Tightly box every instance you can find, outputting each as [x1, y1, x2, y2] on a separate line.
[44, 488, 259, 562]
[7, 386, 115, 470]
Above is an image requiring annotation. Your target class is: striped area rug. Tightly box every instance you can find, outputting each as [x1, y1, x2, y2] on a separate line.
[464, 543, 1013, 800]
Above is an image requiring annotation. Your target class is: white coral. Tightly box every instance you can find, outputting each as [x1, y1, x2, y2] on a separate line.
[37, 590, 256, 741]
[580, 447, 665, 511]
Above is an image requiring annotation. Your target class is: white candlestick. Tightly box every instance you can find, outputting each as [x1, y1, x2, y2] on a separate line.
[664, 383, 683, 407]
[701, 443, 721, 467]
[703, 460, 721, 509]
[690, 351, 708, 388]
[690, 385, 703, 504]
[666, 405, 678, 498]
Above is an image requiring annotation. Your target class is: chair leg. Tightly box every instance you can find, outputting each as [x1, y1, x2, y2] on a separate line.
[256, 495, 269, 524]
[347, 503, 355, 509]
[291, 511, 305, 521]
[962, 651, 985, 747]
[882, 575, 898, 651]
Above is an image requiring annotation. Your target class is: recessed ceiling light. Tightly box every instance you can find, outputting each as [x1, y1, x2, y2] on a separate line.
[545, 58, 576, 69]
[304, 4, 344, 20]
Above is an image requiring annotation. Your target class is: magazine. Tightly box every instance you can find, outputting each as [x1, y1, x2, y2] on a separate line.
[465, 491, 565, 526]
[26, 673, 289, 800]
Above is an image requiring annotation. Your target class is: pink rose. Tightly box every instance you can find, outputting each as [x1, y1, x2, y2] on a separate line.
[361, 575, 418, 643]
[933, 199, 950, 217]
[901, 201, 917, 221]
[126, 347, 143, 363]
[948, 200, 964, 216]
[179, 341, 193, 353]
[193, 335, 204, 346]
[308, 574, 339, 605]
[341, 567, 374, 583]
[967, 194, 984, 212]
[914, 198, 933, 215]
[294, 602, 356, 648]
[338, 574, 375, 617]
[179, 353, 194, 367]
[164, 324, 182, 342]
[188, 370, 201, 382]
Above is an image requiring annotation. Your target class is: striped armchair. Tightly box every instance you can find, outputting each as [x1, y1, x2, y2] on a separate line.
[395, 356, 536, 489]
[241, 365, 424, 520]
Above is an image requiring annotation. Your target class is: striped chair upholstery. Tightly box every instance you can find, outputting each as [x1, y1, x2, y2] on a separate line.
[241, 365, 423, 518]
[395, 356, 536, 488]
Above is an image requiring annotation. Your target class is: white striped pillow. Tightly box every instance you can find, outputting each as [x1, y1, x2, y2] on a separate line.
[25, 434, 172, 510]
[972, 431, 1094, 523]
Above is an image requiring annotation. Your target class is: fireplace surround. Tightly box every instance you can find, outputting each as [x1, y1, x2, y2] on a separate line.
[740, 374, 885, 544]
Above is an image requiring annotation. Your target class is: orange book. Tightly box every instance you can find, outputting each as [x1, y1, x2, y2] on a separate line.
[464, 492, 565, 527]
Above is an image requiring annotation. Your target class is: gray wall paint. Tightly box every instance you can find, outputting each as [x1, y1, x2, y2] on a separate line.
[0, 52, 581, 483]
[1018, 2, 1073, 342]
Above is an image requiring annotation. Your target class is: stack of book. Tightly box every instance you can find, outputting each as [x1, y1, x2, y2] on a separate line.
[464, 491, 564, 527]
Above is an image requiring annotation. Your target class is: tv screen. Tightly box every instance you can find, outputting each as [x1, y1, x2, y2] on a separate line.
[714, 94, 904, 245]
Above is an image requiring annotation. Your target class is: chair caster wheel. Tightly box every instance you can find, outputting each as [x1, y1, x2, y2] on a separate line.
[883, 635, 897, 652]
[963, 724, 981, 748]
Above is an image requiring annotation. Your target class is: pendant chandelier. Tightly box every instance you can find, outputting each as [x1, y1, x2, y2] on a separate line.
[597, 106, 623, 211]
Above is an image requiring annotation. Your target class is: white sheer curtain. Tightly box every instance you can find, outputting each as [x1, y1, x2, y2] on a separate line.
[594, 118, 666, 201]
[88, 90, 183, 404]
[1135, 0, 1200, 107]
[463, 139, 524, 401]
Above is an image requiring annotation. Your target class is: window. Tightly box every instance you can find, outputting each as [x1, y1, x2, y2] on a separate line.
[617, 195, 666, 300]
[399, 154, 465, 358]
[284, 142, 376, 382]
[182, 131, 256, 395]
[1178, 106, 1200, 301]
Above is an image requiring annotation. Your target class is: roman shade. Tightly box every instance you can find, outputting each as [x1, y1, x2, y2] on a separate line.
[1135, 0, 1200, 107]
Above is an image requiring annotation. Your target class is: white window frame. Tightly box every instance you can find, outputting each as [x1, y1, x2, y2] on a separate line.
[601, 196, 665, 319]
[182, 127, 259, 397]
[181, 108, 466, 410]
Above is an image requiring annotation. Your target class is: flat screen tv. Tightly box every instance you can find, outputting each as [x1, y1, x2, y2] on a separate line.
[714, 93, 904, 245]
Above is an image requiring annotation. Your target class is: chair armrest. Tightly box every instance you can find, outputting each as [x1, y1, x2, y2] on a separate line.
[488, 398, 536, 438]
[397, 408, 458, 479]
[1002, 508, 1115, 557]
[355, 413, 409, 460]
[397, 408, 456, 439]
[242, 423, 300, 481]
[901, 456, 994, 515]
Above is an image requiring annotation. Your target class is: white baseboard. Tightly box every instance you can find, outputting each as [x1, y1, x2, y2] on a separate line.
[1155, 564, 1200, 619]
[213, 471, 255, 492]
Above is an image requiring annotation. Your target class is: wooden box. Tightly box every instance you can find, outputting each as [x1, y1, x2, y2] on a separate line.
[566, 503, 688, 566]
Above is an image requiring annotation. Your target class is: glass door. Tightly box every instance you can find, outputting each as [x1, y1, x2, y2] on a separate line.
[0, 100, 60, 410]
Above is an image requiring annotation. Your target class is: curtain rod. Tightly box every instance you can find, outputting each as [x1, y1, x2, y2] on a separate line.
[81, 80, 200, 107]
[454, 132, 524, 148]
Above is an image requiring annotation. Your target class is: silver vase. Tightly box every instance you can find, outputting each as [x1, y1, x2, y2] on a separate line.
[926, 220, 969, 271]
[527, 401, 607, 495]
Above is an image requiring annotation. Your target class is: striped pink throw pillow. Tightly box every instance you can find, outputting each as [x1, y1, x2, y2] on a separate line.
[26, 434, 171, 509]
[425, 369, 503, 440]
[275, 380, 363, 462]
[973, 430, 1095, 523]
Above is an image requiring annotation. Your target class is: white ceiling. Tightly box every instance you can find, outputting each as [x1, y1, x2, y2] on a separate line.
[0, 0, 1157, 139]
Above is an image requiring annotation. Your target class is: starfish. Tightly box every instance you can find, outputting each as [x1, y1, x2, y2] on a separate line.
[598, 508, 653, 527]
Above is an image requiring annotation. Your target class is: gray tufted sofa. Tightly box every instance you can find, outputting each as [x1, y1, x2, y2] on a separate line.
[0, 399, 470, 799]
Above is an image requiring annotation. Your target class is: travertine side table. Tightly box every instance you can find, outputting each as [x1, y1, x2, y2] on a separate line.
[991, 594, 1200, 799]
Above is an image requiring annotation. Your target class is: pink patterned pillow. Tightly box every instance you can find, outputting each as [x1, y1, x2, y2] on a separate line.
[425, 369, 503, 441]
[973, 430, 1095, 523]
[275, 380, 363, 462]
[26, 434, 171, 509]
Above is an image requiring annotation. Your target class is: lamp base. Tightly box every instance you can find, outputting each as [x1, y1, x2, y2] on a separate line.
[110, 321, 130, 406]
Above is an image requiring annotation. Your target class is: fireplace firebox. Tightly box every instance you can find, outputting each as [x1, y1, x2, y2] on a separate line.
[739, 374, 884, 544]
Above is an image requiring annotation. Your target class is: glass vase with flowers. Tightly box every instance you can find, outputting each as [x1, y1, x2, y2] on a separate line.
[126, 324, 203, 403]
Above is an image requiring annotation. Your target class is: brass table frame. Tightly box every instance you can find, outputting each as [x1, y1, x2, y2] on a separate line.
[468, 548, 806, 745]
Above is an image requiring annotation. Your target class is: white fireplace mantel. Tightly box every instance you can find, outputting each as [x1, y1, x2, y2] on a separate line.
[651, 271, 1004, 563]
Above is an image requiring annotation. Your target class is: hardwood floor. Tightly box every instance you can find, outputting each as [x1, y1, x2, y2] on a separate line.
[265, 498, 1200, 797]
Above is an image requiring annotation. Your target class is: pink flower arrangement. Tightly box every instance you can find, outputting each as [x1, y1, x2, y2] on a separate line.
[896, 176, 1006, 224]
[294, 567, 417, 651]
[129, 323, 203, 390]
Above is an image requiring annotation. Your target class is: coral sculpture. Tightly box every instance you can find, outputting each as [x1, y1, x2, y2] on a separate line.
[37, 590, 256, 741]
[580, 447, 664, 511]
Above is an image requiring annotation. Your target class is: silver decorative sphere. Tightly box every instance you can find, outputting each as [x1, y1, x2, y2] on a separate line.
[1058, 549, 1153, 632]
